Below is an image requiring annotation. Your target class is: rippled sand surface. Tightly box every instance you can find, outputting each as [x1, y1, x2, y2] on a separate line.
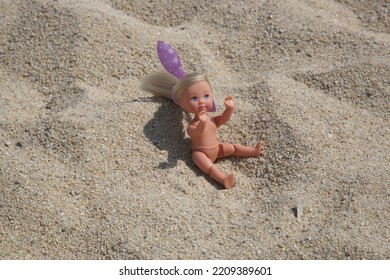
[1, 0, 389, 259]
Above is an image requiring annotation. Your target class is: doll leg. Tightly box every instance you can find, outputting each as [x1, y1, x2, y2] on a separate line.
[192, 150, 235, 189]
[218, 141, 264, 158]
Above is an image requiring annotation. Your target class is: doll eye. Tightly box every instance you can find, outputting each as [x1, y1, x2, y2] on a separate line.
[191, 96, 198, 101]
[204, 94, 210, 99]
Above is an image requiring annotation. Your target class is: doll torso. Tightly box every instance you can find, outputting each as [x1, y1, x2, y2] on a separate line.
[187, 116, 219, 150]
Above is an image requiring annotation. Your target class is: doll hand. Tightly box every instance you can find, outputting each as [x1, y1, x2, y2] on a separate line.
[224, 96, 235, 109]
[198, 110, 208, 123]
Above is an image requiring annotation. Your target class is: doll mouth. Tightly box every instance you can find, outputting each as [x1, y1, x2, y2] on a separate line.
[198, 105, 207, 111]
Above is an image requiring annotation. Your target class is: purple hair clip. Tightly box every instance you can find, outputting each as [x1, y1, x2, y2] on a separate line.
[157, 40, 216, 112]
[157, 40, 186, 80]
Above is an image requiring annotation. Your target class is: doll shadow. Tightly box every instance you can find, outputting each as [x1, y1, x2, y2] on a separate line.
[143, 98, 193, 169]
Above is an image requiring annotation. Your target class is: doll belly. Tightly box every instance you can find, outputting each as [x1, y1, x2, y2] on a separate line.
[192, 144, 219, 162]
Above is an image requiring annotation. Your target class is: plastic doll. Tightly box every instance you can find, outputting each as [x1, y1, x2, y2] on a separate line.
[141, 41, 263, 188]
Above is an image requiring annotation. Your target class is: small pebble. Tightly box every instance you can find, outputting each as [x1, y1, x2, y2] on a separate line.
[297, 198, 304, 219]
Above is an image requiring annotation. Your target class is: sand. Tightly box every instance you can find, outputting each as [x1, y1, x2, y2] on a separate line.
[0, 0, 389, 259]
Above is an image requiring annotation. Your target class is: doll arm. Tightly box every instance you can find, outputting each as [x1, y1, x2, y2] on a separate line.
[187, 110, 208, 137]
[214, 96, 234, 127]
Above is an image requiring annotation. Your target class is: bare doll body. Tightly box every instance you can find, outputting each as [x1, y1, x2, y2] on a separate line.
[180, 81, 263, 188]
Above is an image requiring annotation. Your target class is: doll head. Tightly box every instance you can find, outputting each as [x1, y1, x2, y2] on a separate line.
[156, 41, 216, 112]
[174, 73, 216, 113]
[174, 73, 210, 100]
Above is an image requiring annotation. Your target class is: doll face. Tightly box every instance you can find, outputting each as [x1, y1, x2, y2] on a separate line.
[179, 81, 214, 114]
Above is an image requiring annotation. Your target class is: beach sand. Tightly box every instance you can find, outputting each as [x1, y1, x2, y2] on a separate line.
[0, 0, 389, 259]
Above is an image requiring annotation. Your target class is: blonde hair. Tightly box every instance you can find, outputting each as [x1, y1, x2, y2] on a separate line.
[141, 71, 210, 102]
[174, 72, 210, 101]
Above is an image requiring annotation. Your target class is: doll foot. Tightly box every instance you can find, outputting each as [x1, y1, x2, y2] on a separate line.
[208, 165, 235, 189]
[224, 173, 235, 189]
[255, 141, 264, 156]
